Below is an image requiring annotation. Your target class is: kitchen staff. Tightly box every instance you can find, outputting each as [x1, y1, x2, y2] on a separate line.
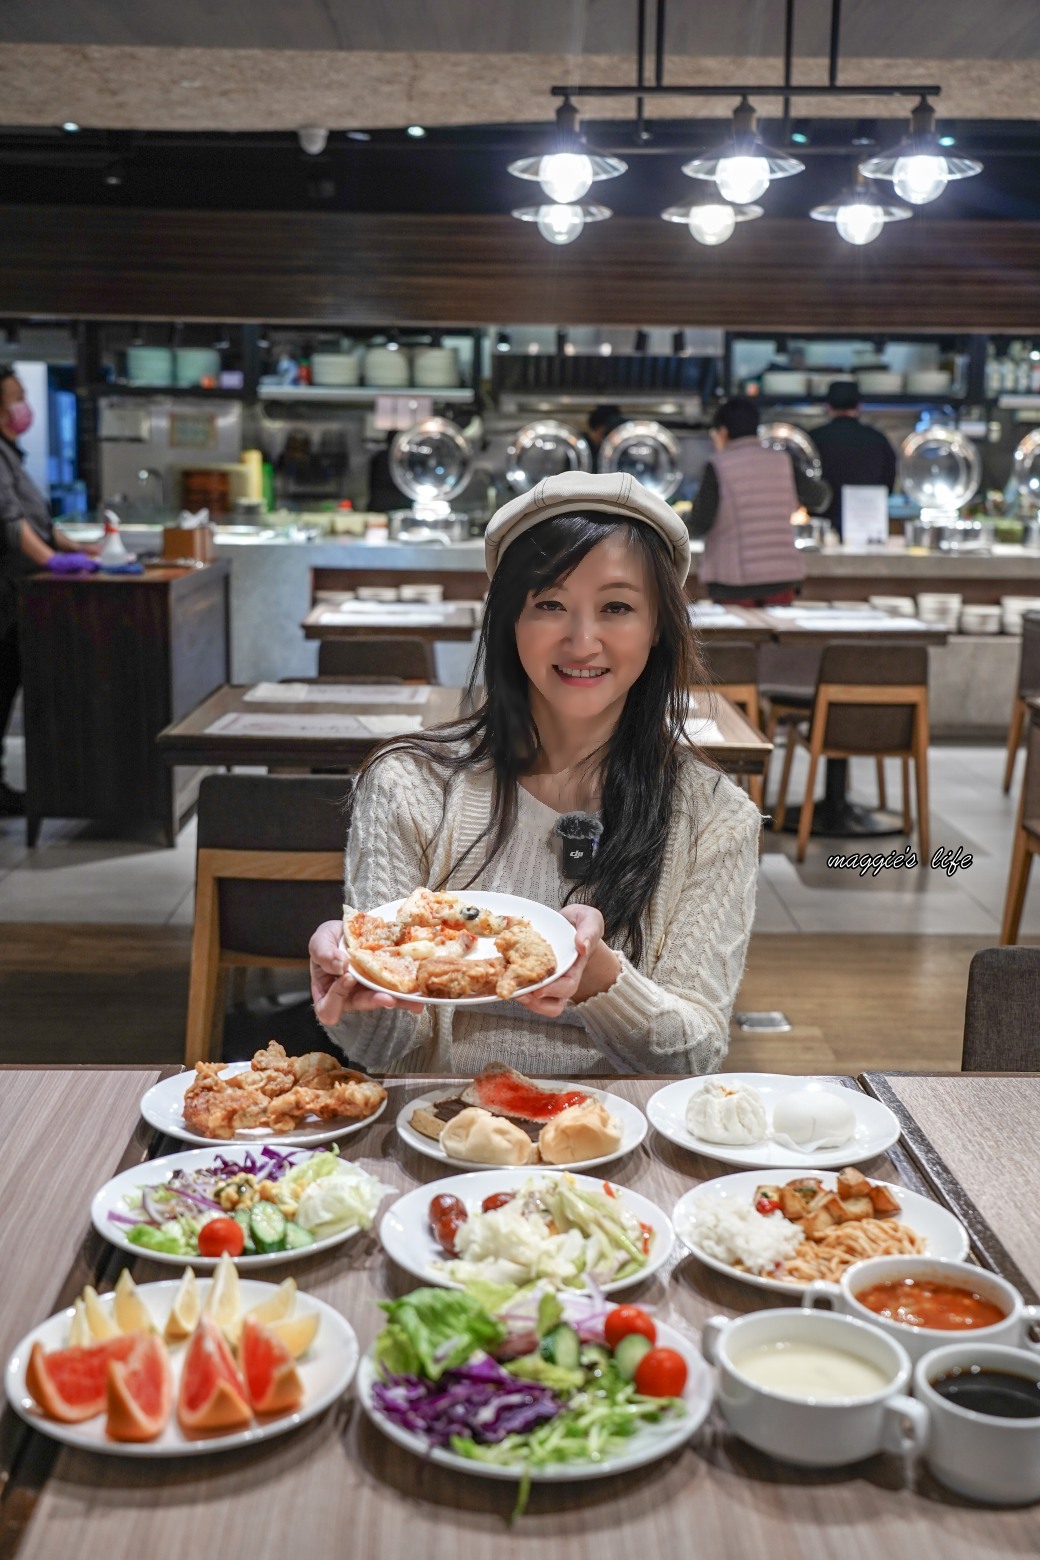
[584, 405, 626, 471]
[0, 367, 99, 816]
[309, 470, 759, 1076]
[687, 395, 831, 607]
[811, 380, 898, 538]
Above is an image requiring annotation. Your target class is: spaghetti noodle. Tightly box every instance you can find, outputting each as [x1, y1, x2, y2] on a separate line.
[781, 1218, 926, 1284]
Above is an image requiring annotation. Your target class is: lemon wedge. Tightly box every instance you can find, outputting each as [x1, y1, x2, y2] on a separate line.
[203, 1252, 242, 1343]
[246, 1277, 297, 1325]
[67, 1297, 91, 1348]
[266, 1311, 320, 1359]
[164, 1266, 200, 1342]
[83, 1285, 120, 1340]
[114, 1269, 154, 1334]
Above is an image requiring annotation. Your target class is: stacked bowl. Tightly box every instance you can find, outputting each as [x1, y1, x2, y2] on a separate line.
[312, 353, 360, 387]
[1001, 597, 1040, 635]
[916, 593, 963, 631]
[959, 605, 1003, 636]
[364, 347, 411, 388]
[868, 595, 917, 617]
[414, 348, 460, 388]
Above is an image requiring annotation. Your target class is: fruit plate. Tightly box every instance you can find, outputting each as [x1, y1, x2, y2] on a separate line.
[91, 1146, 384, 1270]
[344, 891, 578, 1006]
[140, 1066, 388, 1150]
[357, 1314, 711, 1482]
[647, 1073, 901, 1170]
[673, 1168, 969, 1297]
[379, 1168, 674, 1295]
[4, 1278, 359, 1458]
[397, 1082, 647, 1171]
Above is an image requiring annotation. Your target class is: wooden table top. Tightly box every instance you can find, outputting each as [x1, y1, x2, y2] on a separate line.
[860, 1071, 1040, 1301]
[760, 608, 950, 646]
[687, 606, 775, 643]
[8, 1072, 1040, 1560]
[301, 600, 482, 642]
[690, 694, 773, 774]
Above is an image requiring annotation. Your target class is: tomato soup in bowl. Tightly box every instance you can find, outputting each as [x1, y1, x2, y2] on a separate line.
[855, 1277, 1007, 1332]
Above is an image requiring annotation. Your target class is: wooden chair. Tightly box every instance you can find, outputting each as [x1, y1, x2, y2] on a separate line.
[317, 636, 435, 681]
[1003, 612, 1040, 792]
[691, 642, 763, 807]
[184, 774, 348, 1067]
[962, 946, 1040, 1069]
[1001, 702, 1040, 945]
[772, 643, 930, 863]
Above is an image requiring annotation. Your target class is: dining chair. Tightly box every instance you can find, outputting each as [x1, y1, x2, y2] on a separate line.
[1000, 702, 1040, 945]
[184, 774, 349, 1068]
[1002, 612, 1040, 793]
[317, 636, 435, 681]
[772, 642, 930, 862]
[691, 641, 763, 808]
[962, 946, 1040, 1069]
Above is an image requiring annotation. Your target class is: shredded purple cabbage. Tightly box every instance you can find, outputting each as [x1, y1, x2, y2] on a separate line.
[371, 1358, 562, 1447]
[109, 1143, 336, 1231]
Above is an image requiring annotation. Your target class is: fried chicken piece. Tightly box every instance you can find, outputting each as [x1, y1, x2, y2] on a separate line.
[494, 924, 557, 999]
[350, 947, 421, 995]
[418, 956, 506, 999]
[181, 1040, 386, 1139]
[263, 1077, 387, 1129]
[343, 906, 399, 952]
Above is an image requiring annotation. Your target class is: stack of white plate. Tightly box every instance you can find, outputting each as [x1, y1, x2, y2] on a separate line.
[916, 592, 963, 629]
[126, 346, 173, 386]
[868, 595, 917, 617]
[906, 369, 952, 395]
[312, 353, 360, 387]
[959, 604, 1003, 636]
[364, 347, 411, 387]
[857, 370, 904, 395]
[356, 585, 400, 602]
[399, 584, 445, 603]
[828, 599, 874, 612]
[1001, 596, 1040, 634]
[761, 370, 808, 396]
[413, 348, 460, 388]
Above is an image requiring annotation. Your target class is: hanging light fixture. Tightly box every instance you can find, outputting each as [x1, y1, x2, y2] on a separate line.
[511, 202, 611, 246]
[661, 194, 763, 247]
[509, 98, 627, 205]
[682, 97, 803, 206]
[858, 98, 981, 206]
[810, 172, 911, 246]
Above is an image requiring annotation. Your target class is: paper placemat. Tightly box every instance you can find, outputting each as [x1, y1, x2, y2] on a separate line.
[244, 682, 431, 705]
[684, 719, 726, 746]
[204, 712, 424, 739]
[689, 609, 751, 629]
[317, 609, 449, 628]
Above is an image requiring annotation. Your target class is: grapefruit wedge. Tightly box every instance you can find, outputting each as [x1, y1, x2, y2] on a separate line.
[240, 1315, 305, 1416]
[106, 1333, 172, 1443]
[178, 1317, 252, 1434]
[25, 1334, 138, 1423]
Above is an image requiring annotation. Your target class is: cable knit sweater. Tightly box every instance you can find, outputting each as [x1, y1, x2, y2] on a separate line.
[322, 747, 760, 1077]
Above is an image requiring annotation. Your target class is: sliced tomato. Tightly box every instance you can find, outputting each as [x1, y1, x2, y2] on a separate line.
[634, 1347, 688, 1398]
[197, 1218, 245, 1259]
[604, 1305, 656, 1350]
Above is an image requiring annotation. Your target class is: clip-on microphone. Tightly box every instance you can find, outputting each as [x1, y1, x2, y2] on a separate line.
[553, 812, 603, 881]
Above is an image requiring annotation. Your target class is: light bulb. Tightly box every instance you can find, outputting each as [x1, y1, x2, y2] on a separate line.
[538, 151, 593, 203]
[715, 154, 770, 204]
[835, 201, 886, 246]
[536, 203, 585, 246]
[892, 153, 948, 205]
[687, 203, 737, 246]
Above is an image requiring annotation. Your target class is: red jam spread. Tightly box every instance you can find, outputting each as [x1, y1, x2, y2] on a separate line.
[471, 1076, 589, 1121]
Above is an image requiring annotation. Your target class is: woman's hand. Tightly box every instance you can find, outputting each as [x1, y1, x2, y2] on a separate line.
[515, 905, 618, 1018]
[308, 919, 423, 1025]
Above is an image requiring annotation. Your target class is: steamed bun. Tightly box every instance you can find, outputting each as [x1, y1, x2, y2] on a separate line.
[685, 1079, 767, 1146]
[772, 1090, 856, 1152]
[440, 1107, 538, 1166]
[538, 1100, 623, 1165]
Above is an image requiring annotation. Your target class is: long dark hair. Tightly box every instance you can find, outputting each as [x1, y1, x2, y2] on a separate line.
[357, 513, 712, 965]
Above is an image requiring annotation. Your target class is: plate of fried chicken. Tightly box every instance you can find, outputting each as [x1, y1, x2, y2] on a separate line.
[141, 1042, 388, 1147]
[342, 889, 577, 1005]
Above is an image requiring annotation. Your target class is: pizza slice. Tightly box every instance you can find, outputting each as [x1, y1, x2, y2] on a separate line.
[349, 947, 421, 995]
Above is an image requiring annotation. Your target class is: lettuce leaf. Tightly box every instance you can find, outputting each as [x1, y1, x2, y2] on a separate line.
[375, 1288, 505, 1381]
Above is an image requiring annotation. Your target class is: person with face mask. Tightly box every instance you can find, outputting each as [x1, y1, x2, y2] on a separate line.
[0, 365, 99, 815]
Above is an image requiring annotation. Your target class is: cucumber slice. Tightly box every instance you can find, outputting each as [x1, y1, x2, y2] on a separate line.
[285, 1222, 317, 1250]
[539, 1323, 581, 1371]
[579, 1343, 612, 1377]
[232, 1208, 257, 1255]
[614, 1332, 653, 1382]
[249, 1202, 288, 1253]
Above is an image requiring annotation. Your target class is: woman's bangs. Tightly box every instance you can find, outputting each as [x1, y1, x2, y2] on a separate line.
[522, 514, 622, 597]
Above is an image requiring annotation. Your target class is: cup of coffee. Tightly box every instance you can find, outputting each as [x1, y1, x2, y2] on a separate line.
[702, 1308, 927, 1467]
[915, 1343, 1040, 1504]
[801, 1256, 1038, 1363]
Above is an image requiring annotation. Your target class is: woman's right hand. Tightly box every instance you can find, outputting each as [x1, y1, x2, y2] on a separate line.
[308, 920, 423, 1023]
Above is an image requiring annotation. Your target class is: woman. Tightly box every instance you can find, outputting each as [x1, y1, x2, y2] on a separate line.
[309, 470, 760, 1075]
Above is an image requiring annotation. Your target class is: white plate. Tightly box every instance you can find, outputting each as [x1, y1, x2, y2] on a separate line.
[140, 1066, 388, 1149]
[397, 1083, 647, 1171]
[647, 1073, 900, 1169]
[379, 1169, 673, 1294]
[345, 891, 578, 1006]
[357, 1313, 710, 1482]
[91, 1146, 380, 1270]
[5, 1277, 359, 1458]
[674, 1168, 969, 1297]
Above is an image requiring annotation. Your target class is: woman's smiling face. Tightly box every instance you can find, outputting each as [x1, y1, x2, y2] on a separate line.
[514, 531, 657, 721]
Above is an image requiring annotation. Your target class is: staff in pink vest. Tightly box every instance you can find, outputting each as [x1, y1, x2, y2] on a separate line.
[687, 396, 831, 608]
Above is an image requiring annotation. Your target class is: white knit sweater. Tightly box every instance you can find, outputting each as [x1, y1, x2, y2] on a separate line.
[322, 747, 760, 1077]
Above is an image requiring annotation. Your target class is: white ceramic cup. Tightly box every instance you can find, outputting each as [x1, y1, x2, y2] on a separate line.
[915, 1342, 1040, 1504]
[802, 1256, 1040, 1364]
[701, 1308, 926, 1467]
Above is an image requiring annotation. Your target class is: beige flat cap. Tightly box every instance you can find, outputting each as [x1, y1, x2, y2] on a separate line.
[484, 470, 691, 583]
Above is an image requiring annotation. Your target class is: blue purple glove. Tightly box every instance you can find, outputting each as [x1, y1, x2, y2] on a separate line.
[45, 553, 99, 573]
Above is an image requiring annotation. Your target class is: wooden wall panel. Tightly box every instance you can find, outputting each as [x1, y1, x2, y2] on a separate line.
[1, 205, 1038, 329]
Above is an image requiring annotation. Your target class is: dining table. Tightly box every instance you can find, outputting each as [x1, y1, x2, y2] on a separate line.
[4, 1065, 1040, 1560]
[301, 599, 483, 645]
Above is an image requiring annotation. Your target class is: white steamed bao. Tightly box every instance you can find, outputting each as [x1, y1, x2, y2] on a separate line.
[771, 1090, 857, 1153]
[685, 1079, 768, 1146]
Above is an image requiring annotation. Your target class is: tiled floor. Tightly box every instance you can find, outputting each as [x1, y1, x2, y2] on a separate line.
[0, 735, 1033, 938]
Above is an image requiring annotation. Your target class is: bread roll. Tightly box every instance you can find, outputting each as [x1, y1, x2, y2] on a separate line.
[439, 1107, 538, 1166]
[538, 1100, 622, 1165]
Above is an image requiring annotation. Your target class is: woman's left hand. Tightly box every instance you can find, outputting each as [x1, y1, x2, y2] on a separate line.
[515, 905, 607, 1018]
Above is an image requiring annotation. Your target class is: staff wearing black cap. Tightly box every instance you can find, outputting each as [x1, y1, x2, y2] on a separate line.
[812, 382, 898, 539]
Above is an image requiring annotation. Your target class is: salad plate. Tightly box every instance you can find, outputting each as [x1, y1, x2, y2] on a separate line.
[648, 1073, 900, 1170]
[674, 1168, 969, 1297]
[92, 1144, 390, 1269]
[5, 1277, 359, 1458]
[140, 1065, 388, 1149]
[396, 1082, 647, 1172]
[379, 1169, 674, 1297]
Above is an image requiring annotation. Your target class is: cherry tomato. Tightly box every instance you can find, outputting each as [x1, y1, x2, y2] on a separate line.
[481, 1192, 515, 1214]
[604, 1305, 657, 1350]
[755, 1195, 781, 1216]
[198, 1217, 245, 1259]
[634, 1347, 688, 1399]
[429, 1194, 465, 1223]
[434, 1213, 466, 1255]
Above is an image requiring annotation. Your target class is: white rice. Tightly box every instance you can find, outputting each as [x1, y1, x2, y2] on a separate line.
[685, 1197, 803, 1274]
